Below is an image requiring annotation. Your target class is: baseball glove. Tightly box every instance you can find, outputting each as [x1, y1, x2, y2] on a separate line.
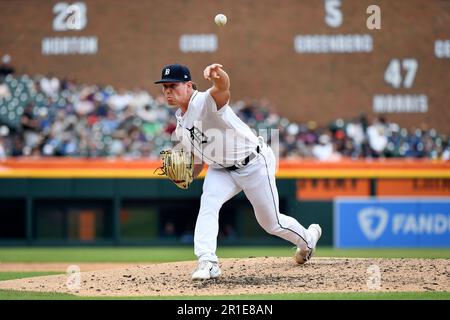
[156, 149, 194, 189]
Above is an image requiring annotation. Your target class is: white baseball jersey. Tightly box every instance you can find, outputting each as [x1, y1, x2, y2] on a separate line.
[174, 89, 260, 168]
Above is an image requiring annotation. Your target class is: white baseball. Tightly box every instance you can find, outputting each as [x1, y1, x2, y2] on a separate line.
[214, 14, 227, 27]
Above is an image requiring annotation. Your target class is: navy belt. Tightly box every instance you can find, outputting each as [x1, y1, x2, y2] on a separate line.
[225, 146, 261, 171]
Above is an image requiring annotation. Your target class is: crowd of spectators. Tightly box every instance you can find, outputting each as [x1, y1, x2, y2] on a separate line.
[231, 99, 449, 161]
[0, 69, 448, 161]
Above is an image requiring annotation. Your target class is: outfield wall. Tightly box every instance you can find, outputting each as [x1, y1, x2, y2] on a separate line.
[0, 159, 449, 247]
[1, 0, 450, 132]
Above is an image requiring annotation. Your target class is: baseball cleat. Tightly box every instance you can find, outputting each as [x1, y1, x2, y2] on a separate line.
[191, 260, 221, 280]
[294, 224, 322, 265]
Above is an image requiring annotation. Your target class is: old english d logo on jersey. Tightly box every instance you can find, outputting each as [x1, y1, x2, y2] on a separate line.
[188, 126, 208, 145]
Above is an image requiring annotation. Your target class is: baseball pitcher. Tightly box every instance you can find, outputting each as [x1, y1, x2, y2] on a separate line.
[155, 63, 322, 280]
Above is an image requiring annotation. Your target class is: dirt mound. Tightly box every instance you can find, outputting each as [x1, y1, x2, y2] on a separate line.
[0, 257, 448, 297]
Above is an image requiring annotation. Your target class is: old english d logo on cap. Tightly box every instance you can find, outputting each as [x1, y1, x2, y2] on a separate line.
[155, 64, 192, 84]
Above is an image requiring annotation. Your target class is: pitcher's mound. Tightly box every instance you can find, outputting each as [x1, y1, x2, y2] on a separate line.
[0, 257, 448, 296]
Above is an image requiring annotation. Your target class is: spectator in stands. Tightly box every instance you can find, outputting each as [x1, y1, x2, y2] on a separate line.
[20, 103, 41, 154]
[10, 135, 24, 156]
[0, 54, 15, 78]
[74, 85, 95, 115]
[0, 79, 11, 99]
[312, 133, 342, 161]
[108, 88, 133, 112]
[39, 73, 60, 98]
[0, 126, 8, 160]
[345, 117, 365, 157]
[442, 139, 450, 161]
[0, 140, 5, 160]
[367, 116, 389, 158]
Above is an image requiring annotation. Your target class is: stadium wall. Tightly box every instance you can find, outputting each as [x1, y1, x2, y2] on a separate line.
[0, 159, 448, 246]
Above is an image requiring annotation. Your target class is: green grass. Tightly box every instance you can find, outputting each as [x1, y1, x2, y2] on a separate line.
[0, 272, 70, 300]
[0, 272, 61, 281]
[0, 288, 449, 300]
[0, 247, 449, 262]
[0, 289, 77, 300]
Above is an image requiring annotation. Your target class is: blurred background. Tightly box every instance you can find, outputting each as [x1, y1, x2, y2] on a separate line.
[0, 0, 449, 248]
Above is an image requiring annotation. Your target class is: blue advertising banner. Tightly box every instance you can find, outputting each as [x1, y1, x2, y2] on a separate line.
[334, 198, 450, 248]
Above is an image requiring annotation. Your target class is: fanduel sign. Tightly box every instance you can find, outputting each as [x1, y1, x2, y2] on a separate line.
[334, 198, 450, 248]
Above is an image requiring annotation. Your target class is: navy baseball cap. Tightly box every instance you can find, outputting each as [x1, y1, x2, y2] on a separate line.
[154, 64, 192, 84]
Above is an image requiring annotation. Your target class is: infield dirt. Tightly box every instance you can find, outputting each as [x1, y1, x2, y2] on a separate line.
[0, 257, 449, 296]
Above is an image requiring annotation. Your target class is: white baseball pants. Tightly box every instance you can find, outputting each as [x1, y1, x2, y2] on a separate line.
[194, 143, 315, 263]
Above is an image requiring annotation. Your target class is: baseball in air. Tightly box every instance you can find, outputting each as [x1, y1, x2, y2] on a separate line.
[214, 14, 227, 26]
